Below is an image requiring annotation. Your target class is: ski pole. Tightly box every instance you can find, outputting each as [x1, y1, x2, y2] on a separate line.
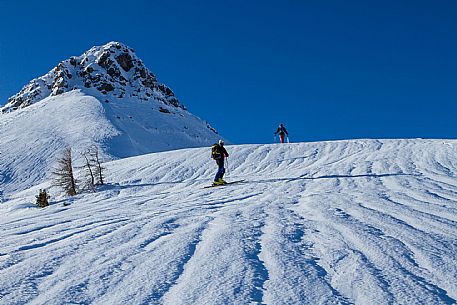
[225, 157, 230, 177]
[287, 136, 290, 143]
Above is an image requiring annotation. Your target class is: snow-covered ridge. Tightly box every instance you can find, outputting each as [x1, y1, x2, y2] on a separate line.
[1, 139, 456, 304]
[1, 41, 182, 113]
[0, 43, 222, 194]
[0, 90, 222, 195]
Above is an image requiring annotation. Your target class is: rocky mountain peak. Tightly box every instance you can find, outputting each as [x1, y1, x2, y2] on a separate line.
[1, 41, 183, 113]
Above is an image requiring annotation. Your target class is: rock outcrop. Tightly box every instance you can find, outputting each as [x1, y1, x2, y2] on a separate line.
[1, 42, 183, 113]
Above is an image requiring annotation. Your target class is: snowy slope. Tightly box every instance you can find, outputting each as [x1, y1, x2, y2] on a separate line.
[1, 41, 183, 113]
[0, 42, 222, 194]
[0, 90, 220, 195]
[1, 139, 456, 305]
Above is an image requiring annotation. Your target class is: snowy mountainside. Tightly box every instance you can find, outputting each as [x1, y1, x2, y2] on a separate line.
[1, 41, 181, 113]
[0, 42, 222, 194]
[1, 139, 457, 305]
[0, 90, 220, 195]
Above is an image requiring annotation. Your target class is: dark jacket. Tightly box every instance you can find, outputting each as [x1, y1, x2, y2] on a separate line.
[275, 125, 288, 136]
[212, 144, 229, 161]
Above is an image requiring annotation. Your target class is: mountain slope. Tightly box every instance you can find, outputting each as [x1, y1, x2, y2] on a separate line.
[0, 42, 221, 194]
[1, 139, 456, 305]
[1, 41, 181, 113]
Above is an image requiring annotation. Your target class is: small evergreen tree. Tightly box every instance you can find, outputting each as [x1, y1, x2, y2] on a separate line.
[53, 147, 77, 196]
[36, 189, 50, 207]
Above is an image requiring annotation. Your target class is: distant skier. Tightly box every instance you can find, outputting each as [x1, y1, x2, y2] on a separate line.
[274, 123, 289, 143]
[211, 140, 229, 185]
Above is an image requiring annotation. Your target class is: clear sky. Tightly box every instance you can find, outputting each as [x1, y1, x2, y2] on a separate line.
[1, 0, 456, 144]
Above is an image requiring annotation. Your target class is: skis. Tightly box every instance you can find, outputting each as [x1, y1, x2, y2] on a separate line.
[203, 180, 245, 188]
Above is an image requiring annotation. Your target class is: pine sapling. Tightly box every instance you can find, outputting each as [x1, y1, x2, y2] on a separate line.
[36, 189, 50, 207]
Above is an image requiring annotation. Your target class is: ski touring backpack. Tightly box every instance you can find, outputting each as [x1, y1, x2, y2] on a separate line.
[211, 144, 221, 159]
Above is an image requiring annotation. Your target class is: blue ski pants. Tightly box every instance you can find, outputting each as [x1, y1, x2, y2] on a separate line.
[214, 159, 225, 181]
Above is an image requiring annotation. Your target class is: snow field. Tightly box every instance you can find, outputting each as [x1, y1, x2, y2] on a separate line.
[1, 139, 457, 304]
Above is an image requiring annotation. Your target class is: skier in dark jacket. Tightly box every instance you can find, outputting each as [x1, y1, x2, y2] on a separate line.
[211, 140, 229, 185]
[274, 123, 289, 143]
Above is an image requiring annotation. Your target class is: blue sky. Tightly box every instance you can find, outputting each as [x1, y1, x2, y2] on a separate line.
[1, 0, 456, 144]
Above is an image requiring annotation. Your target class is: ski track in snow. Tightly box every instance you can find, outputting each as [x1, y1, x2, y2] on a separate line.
[1, 140, 457, 305]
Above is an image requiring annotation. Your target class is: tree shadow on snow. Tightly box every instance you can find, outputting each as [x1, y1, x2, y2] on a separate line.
[99, 178, 209, 191]
[252, 172, 422, 184]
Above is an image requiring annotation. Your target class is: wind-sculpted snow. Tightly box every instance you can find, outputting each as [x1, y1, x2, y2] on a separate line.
[1, 139, 457, 304]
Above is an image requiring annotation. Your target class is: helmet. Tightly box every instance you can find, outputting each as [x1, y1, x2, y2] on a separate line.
[218, 140, 224, 146]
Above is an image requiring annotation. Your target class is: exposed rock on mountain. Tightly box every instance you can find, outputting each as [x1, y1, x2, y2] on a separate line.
[1, 41, 183, 113]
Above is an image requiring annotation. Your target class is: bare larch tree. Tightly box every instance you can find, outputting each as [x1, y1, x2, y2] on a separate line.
[82, 149, 96, 192]
[53, 147, 77, 196]
[82, 146, 105, 190]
